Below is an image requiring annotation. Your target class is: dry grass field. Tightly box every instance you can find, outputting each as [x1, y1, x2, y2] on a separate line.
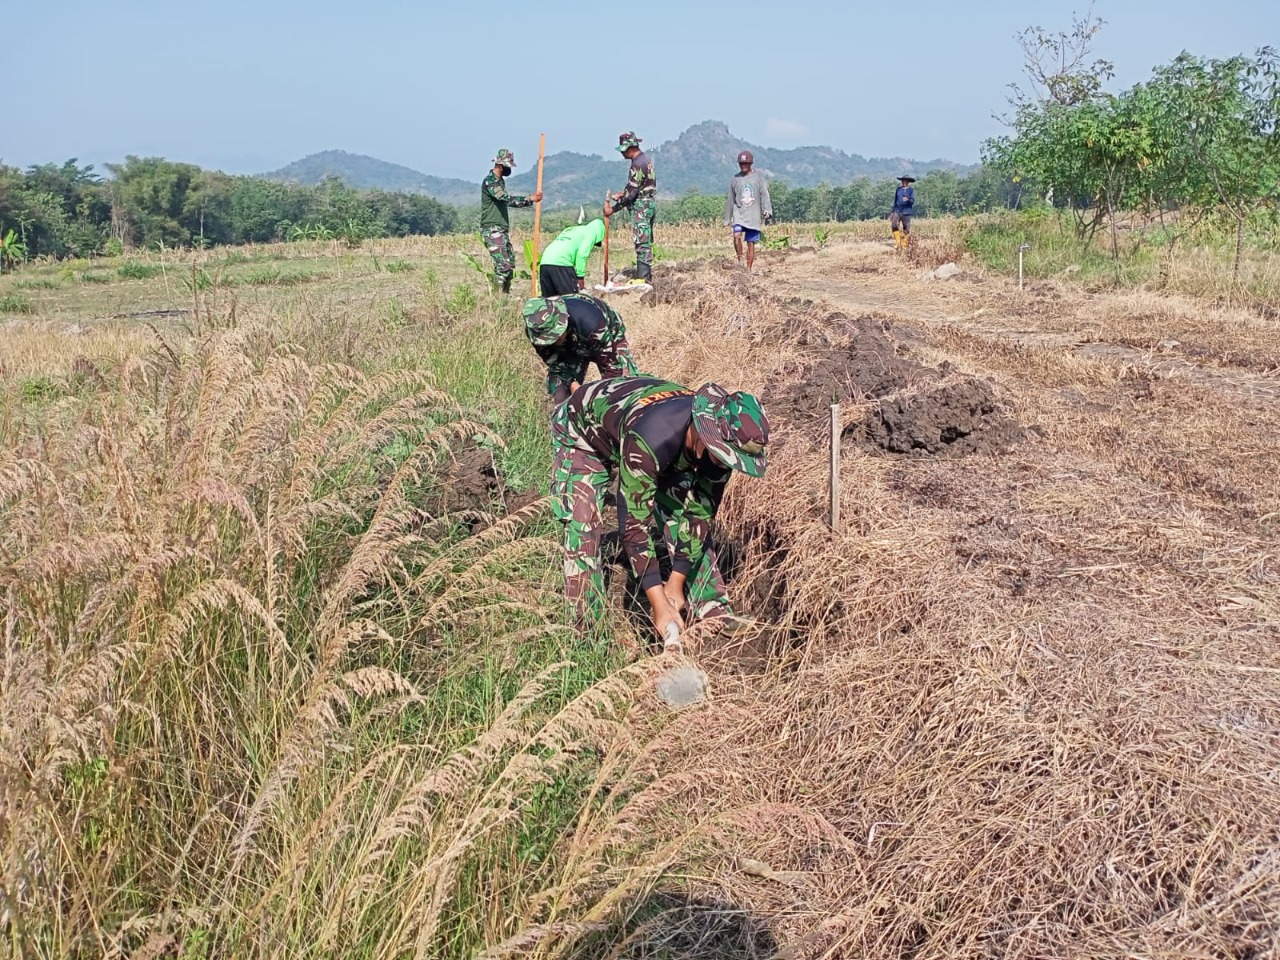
[2, 222, 1278, 958]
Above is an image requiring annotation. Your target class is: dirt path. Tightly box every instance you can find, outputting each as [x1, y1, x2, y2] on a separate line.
[773, 239, 1280, 407]
[623, 241, 1280, 956]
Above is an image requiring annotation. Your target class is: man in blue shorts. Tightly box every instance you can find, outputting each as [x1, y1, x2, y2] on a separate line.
[724, 150, 772, 271]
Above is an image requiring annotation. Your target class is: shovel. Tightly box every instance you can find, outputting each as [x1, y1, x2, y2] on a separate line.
[595, 191, 652, 295]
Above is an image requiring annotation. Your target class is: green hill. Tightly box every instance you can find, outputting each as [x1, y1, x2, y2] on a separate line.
[262, 150, 477, 207]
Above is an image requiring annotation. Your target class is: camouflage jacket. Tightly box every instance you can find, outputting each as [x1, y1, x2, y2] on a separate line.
[564, 377, 729, 589]
[612, 151, 656, 211]
[532, 295, 635, 398]
[480, 172, 533, 230]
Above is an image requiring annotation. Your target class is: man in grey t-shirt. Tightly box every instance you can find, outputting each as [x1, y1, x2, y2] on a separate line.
[724, 150, 772, 271]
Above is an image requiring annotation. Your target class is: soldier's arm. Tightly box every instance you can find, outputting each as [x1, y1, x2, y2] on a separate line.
[485, 177, 532, 207]
[671, 469, 728, 578]
[544, 351, 586, 399]
[593, 337, 638, 380]
[612, 163, 643, 211]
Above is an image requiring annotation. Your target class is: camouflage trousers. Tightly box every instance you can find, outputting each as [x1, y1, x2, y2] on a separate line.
[632, 197, 656, 274]
[551, 408, 729, 633]
[481, 227, 515, 284]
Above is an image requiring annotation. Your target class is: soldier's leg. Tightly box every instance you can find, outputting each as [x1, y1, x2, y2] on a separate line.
[484, 227, 516, 291]
[633, 199, 655, 282]
[551, 417, 611, 630]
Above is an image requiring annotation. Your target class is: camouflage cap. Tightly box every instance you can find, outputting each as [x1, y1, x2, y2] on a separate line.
[691, 383, 769, 478]
[616, 132, 642, 153]
[492, 148, 516, 168]
[522, 296, 569, 346]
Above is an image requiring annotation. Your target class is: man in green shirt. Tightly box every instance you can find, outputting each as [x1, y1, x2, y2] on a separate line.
[538, 218, 606, 295]
[480, 148, 542, 294]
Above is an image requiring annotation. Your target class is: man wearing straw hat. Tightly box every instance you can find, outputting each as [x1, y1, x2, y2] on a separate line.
[480, 148, 542, 293]
[552, 377, 769, 649]
[603, 132, 657, 284]
[890, 175, 917, 250]
[522, 293, 640, 405]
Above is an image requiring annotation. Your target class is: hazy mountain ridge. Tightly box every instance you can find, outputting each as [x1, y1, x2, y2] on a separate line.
[262, 123, 976, 209]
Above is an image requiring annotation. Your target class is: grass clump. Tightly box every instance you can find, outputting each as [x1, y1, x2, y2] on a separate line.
[14, 276, 60, 290]
[384, 259, 416, 273]
[0, 292, 36, 314]
[240, 266, 331, 286]
[116, 261, 165, 280]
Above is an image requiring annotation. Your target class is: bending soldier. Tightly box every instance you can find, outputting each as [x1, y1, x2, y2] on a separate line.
[538, 218, 606, 296]
[523, 293, 639, 405]
[480, 148, 542, 293]
[551, 377, 770, 646]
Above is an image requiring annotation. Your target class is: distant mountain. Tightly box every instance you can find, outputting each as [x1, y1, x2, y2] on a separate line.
[647, 120, 972, 195]
[262, 125, 975, 210]
[261, 150, 477, 206]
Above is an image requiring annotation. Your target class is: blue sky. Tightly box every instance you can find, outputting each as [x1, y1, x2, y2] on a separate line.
[7, 0, 1277, 177]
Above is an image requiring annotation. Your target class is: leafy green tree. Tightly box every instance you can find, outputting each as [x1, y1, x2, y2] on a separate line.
[1145, 48, 1280, 277]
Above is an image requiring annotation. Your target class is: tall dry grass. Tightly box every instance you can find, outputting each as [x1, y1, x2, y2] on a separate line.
[5, 230, 1279, 958]
[0, 283, 728, 957]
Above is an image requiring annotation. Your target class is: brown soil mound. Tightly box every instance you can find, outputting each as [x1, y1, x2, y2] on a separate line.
[427, 445, 540, 530]
[766, 314, 1023, 456]
[859, 376, 1024, 455]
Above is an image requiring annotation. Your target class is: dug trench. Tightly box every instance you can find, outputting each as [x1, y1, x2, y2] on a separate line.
[635, 261, 1028, 666]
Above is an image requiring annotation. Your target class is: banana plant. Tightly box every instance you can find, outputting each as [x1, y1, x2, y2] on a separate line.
[1, 227, 28, 271]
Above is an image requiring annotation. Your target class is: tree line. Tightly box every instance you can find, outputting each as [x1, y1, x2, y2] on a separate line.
[982, 13, 1279, 274]
[0, 156, 459, 261]
[658, 166, 1023, 225]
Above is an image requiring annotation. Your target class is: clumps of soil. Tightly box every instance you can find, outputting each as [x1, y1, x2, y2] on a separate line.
[766, 314, 1023, 457]
[767, 317, 923, 421]
[425, 445, 540, 531]
[857, 377, 1023, 456]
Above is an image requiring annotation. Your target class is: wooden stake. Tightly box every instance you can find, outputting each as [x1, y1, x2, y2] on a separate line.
[531, 133, 546, 295]
[602, 191, 611, 287]
[829, 403, 841, 531]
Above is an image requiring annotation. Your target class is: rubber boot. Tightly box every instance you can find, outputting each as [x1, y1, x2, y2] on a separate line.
[637, 262, 652, 283]
[892, 229, 901, 249]
[501, 276, 512, 295]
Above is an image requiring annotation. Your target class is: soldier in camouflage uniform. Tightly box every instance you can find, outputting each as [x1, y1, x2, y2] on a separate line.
[523, 294, 641, 404]
[480, 149, 542, 293]
[603, 132, 657, 283]
[551, 377, 769, 646]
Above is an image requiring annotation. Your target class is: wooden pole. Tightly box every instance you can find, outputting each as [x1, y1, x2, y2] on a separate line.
[531, 133, 546, 295]
[602, 191, 611, 287]
[829, 403, 841, 531]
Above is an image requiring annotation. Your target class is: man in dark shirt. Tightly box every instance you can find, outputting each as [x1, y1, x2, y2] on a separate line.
[891, 176, 916, 251]
[480, 148, 542, 293]
[603, 132, 657, 283]
[551, 377, 769, 648]
[523, 294, 640, 404]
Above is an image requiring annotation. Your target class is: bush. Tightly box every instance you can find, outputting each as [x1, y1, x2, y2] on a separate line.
[116, 262, 164, 280]
[0, 293, 35, 314]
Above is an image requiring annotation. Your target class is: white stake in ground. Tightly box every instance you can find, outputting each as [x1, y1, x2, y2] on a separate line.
[1019, 242, 1030, 292]
[829, 402, 841, 531]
